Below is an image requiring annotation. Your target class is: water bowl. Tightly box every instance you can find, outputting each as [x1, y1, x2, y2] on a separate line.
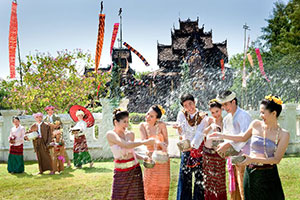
[152, 150, 169, 164]
[177, 139, 191, 152]
[231, 155, 246, 165]
[143, 160, 155, 168]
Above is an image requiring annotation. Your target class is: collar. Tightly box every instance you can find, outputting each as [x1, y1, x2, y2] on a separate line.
[232, 107, 241, 119]
[189, 109, 198, 118]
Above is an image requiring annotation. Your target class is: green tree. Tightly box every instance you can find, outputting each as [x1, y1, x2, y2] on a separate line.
[261, 0, 300, 54]
[0, 49, 110, 114]
[230, 0, 300, 107]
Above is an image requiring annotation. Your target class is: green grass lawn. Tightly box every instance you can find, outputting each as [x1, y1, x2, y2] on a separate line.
[1, 156, 300, 200]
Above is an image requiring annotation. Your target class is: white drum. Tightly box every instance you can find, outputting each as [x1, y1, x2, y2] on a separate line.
[26, 132, 39, 140]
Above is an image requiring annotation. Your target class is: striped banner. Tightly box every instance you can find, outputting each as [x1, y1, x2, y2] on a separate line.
[110, 23, 119, 55]
[255, 48, 270, 82]
[8, 2, 18, 79]
[247, 53, 254, 67]
[123, 42, 150, 66]
[95, 13, 105, 72]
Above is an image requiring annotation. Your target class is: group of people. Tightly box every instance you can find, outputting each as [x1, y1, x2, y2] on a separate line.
[107, 91, 289, 200]
[7, 106, 93, 175]
[7, 90, 289, 200]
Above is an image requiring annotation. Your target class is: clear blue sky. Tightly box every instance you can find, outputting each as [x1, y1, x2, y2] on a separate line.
[0, 0, 287, 79]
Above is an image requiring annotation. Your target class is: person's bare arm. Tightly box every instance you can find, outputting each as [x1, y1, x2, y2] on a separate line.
[212, 120, 257, 142]
[203, 117, 214, 135]
[106, 131, 154, 149]
[139, 123, 148, 140]
[160, 122, 169, 145]
[126, 131, 149, 160]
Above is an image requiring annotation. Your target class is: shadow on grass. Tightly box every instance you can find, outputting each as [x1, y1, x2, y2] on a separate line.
[284, 153, 300, 158]
[24, 161, 41, 166]
[82, 167, 112, 173]
[12, 172, 34, 178]
[33, 170, 75, 180]
[24, 167, 77, 180]
[92, 158, 114, 162]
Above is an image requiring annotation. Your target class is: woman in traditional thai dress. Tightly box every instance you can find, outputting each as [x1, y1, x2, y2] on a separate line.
[72, 110, 93, 168]
[7, 116, 25, 173]
[139, 105, 170, 200]
[211, 95, 289, 200]
[202, 100, 227, 200]
[106, 109, 155, 200]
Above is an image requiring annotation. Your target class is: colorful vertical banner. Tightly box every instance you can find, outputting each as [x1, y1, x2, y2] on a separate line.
[123, 42, 150, 66]
[220, 59, 225, 80]
[255, 48, 270, 82]
[110, 23, 119, 55]
[95, 13, 105, 72]
[8, 1, 18, 79]
[247, 53, 254, 67]
[96, 82, 101, 97]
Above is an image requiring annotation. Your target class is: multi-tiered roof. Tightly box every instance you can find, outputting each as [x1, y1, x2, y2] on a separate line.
[157, 18, 228, 70]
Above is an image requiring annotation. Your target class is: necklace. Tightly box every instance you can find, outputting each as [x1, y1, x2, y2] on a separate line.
[184, 110, 205, 127]
[263, 124, 280, 158]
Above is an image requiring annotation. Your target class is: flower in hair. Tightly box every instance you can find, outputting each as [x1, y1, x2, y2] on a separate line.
[265, 95, 283, 105]
[209, 99, 220, 104]
[157, 105, 166, 115]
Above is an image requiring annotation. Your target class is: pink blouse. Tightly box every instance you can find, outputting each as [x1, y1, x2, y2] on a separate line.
[9, 125, 25, 146]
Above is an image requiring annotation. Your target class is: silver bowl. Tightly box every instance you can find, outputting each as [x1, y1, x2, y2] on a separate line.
[143, 160, 155, 168]
[152, 151, 169, 164]
[177, 139, 191, 152]
[231, 155, 246, 164]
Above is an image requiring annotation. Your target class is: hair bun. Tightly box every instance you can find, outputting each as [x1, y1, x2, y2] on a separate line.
[113, 108, 121, 115]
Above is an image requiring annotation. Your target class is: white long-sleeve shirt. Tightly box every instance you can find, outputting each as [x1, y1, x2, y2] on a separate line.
[9, 125, 25, 146]
[176, 110, 209, 149]
[72, 120, 87, 136]
[223, 107, 252, 154]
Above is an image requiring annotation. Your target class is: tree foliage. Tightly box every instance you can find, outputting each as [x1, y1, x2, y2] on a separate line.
[0, 49, 110, 114]
[261, 0, 300, 54]
[229, 0, 300, 108]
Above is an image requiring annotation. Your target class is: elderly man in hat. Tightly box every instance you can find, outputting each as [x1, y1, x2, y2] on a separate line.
[44, 105, 71, 168]
[25, 112, 54, 175]
[216, 90, 252, 200]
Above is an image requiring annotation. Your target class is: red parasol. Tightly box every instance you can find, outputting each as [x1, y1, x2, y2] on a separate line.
[69, 105, 95, 128]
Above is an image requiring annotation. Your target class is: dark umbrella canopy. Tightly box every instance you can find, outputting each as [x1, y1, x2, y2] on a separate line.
[69, 105, 95, 128]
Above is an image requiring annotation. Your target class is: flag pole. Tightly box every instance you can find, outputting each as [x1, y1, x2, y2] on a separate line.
[17, 36, 22, 85]
[118, 8, 122, 48]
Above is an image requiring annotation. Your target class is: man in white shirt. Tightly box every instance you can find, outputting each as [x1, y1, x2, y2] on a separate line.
[216, 90, 252, 200]
[173, 94, 209, 200]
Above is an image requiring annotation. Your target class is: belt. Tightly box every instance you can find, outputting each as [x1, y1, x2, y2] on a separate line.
[248, 164, 274, 170]
[114, 157, 139, 172]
